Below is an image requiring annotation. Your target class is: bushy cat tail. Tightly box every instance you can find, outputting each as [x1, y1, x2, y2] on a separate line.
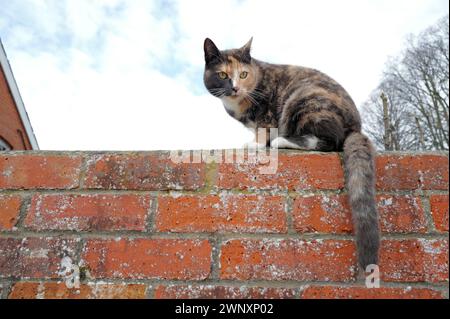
[343, 131, 380, 270]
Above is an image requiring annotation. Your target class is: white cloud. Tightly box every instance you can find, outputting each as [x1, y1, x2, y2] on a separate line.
[12, 45, 251, 150]
[0, 0, 448, 150]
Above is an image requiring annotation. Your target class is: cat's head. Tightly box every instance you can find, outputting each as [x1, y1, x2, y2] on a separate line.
[203, 38, 259, 100]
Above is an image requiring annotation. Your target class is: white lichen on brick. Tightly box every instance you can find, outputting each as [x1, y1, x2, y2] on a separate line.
[1, 167, 12, 178]
[29, 248, 49, 258]
[419, 239, 444, 254]
[380, 197, 393, 206]
[36, 282, 45, 299]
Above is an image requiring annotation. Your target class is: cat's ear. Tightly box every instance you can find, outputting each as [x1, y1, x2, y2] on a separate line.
[204, 38, 221, 65]
[240, 37, 253, 63]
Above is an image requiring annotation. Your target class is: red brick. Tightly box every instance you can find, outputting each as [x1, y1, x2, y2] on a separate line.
[155, 285, 296, 299]
[156, 194, 287, 233]
[25, 194, 151, 231]
[377, 195, 427, 233]
[220, 239, 356, 281]
[82, 239, 211, 280]
[380, 239, 449, 283]
[0, 155, 82, 189]
[8, 282, 147, 299]
[218, 153, 344, 191]
[292, 195, 352, 234]
[430, 195, 449, 232]
[0, 195, 21, 230]
[300, 286, 445, 299]
[376, 154, 448, 190]
[83, 153, 205, 190]
[292, 195, 427, 234]
[0, 237, 79, 278]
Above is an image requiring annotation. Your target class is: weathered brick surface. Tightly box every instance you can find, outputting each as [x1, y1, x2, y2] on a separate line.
[25, 194, 151, 231]
[156, 194, 287, 233]
[376, 154, 448, 190]
[155, 285, 297, 299]
[81, 239, 211, 280]
[8, 282, 147, 299]
[218, 153, 344, 191]
[300, 286, 445, 299]
[0, 155, 82, 189]
[220, 239, 356, 281]
[0, 237, 79, 279]
[83, 153, 205, 190]
[292, 195, 427, 234]
[292, 195, 353, 234]
[380, 239, 449, 283]
[0, 194, 21, 230]
[430, 195, 449, 232]
[377, 195, 427, 233]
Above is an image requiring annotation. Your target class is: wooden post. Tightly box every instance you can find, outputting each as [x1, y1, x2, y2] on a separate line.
[415, 116, 426, 150]
[380, 92, 392, 151]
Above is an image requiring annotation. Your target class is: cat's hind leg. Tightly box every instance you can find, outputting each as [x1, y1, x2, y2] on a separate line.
[271, 135, 320, 150]
[277, 107, 346, 151]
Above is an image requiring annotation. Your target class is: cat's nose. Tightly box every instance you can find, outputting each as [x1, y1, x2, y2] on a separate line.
[232, 87, 240, 93]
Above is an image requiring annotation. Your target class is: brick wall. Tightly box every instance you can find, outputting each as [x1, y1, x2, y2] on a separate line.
[0, 151, 448, 299]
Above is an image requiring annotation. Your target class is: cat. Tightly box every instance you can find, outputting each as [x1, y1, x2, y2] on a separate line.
[203, 37, 380, 270]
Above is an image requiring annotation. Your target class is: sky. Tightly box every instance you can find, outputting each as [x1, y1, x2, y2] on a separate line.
[0, 0, 448, 150]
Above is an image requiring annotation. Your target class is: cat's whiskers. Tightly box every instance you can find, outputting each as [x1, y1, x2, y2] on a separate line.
[248, 90, 266, 103]
[209, 88, 227, 98]
[249, 92, 264, 99]
[245, 92, 258, 105]
[250, 88, 267, 98]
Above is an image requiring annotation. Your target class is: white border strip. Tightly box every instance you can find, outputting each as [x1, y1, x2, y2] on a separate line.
[0, 39, 39, 150]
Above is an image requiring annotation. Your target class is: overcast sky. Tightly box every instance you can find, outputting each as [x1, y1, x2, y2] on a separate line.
[0, 0, 448, 150]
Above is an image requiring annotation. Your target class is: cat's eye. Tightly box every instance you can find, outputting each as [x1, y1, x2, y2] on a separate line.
[240, 71, 248, 79]
[218, 72, 228, 80]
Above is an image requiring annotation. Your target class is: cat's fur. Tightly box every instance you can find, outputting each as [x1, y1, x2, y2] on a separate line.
[203, 38, 380, 269]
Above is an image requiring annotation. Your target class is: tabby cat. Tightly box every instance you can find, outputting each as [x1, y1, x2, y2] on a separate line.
[203, 37, 380, 270]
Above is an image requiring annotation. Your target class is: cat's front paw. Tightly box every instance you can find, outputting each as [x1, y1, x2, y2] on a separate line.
[243, 141, 266, 150]
[271, 137, 296, 149]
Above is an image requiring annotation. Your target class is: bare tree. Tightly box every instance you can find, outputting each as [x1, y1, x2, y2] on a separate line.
[363, 78, 419, 151]
[362, 15, 449, 151]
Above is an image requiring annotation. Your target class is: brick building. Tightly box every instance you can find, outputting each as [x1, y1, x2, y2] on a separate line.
[0, 39, 38, 150]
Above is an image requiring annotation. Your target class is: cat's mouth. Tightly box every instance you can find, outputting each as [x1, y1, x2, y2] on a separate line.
[228, 91, 240, 98]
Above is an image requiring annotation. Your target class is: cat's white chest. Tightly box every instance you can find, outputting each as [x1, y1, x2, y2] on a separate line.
[221, 97, 258, 131]
[221, 97, 242, 116]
